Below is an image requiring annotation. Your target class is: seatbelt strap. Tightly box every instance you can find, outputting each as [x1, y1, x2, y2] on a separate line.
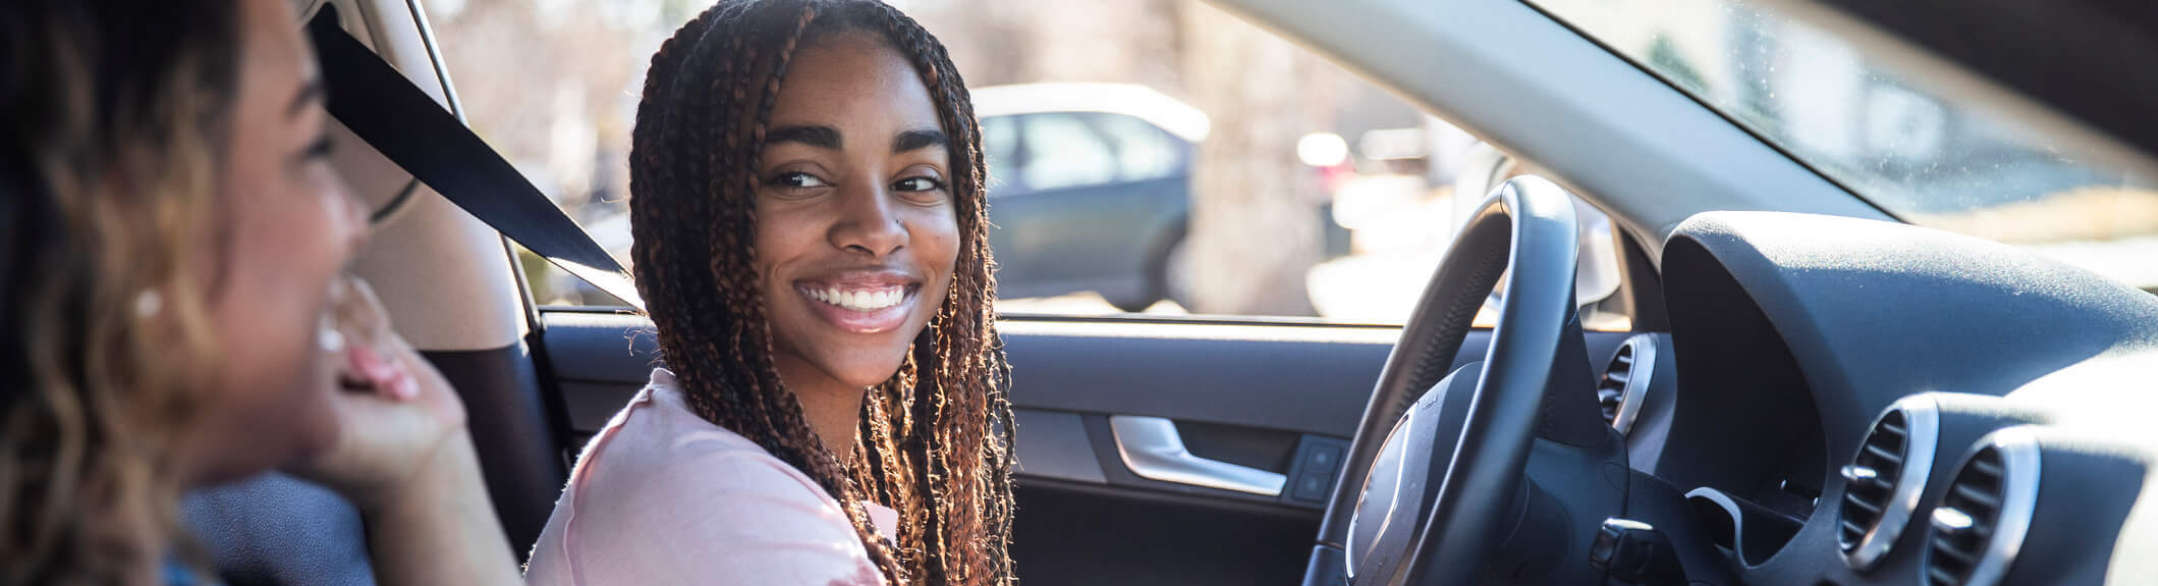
[307, 13, 644, 310]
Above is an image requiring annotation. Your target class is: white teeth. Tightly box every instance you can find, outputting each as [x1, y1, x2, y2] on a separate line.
[803, 285, 905, 311]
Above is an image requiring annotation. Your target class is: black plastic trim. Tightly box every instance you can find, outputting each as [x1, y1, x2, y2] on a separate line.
[420, 343, 564, 560]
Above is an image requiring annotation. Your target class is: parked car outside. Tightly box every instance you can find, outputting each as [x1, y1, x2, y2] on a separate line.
[972, 83, 1207, 312]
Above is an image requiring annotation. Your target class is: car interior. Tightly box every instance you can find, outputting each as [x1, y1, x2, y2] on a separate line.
[181, 0, 2158, 585]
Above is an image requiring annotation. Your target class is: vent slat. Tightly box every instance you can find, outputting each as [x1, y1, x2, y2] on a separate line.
[1931, 542, 1978, 566]
[1924, 442, 2018, 586]
[1863, 443, 1904, 464]
[1927, 563, 1963, 585]
[1841, 519, 1867, 538]
[1843, 492, 1883, 515]
[1951, 484, 2004, 511]
[1840, 405, 1923, 563]
[1595, 340, 1644, 427]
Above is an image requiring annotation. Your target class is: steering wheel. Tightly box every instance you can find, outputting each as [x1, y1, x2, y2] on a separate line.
[1301, 176, 1604, 585]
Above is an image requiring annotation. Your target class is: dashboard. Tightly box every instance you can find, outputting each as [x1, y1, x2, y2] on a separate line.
[1618, 211, 2158, 585]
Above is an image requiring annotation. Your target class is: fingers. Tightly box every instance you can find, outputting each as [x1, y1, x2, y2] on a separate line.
[332, 276, 394, 348]
[348, 341, 421, 400]
[329, 275, 419, 401]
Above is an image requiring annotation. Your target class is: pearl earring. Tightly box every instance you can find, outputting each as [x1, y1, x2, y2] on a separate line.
[133, 290, 162, 319]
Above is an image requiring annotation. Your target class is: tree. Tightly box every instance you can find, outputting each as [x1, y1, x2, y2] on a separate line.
[1178, 1, 1327, 315]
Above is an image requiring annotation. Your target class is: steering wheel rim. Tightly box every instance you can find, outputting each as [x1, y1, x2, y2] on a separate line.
[1305, 176, 1581, 585]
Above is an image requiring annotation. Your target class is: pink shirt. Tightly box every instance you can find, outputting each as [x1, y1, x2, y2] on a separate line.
[525, 369, 894, 586]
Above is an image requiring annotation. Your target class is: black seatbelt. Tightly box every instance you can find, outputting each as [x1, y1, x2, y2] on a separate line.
[307, 13, 644, 311]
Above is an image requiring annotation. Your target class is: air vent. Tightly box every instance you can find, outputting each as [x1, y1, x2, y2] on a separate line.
[1838, 395, 1940, 570]
[1924, 429, 2040, 586]
[1595, 334, 1657, 434]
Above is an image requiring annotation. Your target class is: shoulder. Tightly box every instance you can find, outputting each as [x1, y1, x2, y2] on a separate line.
[583, 370, 843, 514]
[541, 370, 883, 585]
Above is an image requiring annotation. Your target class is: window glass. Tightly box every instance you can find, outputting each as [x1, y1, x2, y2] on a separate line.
[1531, 0, 2158, 293]
[1017, 114, 1119, 191]
[1091, 114, 1181, 182]
[430, 0, 1630, 326]
[980, 114, 1019, 193]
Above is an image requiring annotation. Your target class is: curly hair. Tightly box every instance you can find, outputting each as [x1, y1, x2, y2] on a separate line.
[0, 0, 242, 583]
[629, 1, 1016, 584]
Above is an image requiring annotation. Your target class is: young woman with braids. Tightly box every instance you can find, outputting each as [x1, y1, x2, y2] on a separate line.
[523, 1, 1016, 585]
[2, 0, 524, 583]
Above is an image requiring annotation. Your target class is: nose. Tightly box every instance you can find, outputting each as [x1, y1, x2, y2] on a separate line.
[328, 175, 370, 258]
[827, 180, 906, 259]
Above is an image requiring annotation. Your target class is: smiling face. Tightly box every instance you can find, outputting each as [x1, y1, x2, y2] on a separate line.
[754, 32, 960, 392]
[185, 0, 368, 483]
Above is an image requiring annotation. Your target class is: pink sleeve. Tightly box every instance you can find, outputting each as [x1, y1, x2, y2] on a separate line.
[551, 449, 886, 586]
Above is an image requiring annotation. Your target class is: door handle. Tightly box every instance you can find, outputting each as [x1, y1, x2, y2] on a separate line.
[1108, 415, 1286, 496]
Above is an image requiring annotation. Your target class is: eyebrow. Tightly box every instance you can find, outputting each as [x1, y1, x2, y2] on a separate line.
[288, 77, 325, 118]
[892, 129, 948, 153]
[765, 125, 842, 150]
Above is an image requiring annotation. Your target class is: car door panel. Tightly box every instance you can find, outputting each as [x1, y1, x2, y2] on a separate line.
[1000, 318, 1412, 437]
[536, 310, 1632, 585]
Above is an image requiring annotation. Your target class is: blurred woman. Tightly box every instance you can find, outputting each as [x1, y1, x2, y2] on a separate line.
[0, 0, 521, 583]
[522, 1, 1016, 584]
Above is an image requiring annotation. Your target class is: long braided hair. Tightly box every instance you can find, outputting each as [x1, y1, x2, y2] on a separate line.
[628, 2, 1015, 584]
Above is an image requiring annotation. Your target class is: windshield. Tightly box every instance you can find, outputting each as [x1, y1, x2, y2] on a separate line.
[1530, 0, 2158, 291]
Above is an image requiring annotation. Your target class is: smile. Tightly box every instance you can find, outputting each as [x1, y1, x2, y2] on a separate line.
[793, 273, 923, 334]
[802, 284, 908, 312]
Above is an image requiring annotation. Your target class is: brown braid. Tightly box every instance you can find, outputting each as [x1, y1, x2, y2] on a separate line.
[629, 2, 1015, 584]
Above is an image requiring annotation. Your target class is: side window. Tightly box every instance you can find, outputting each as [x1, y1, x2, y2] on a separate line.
[1018, 114, 1119, 191]
[1090, 114, 1181, 182]
[980, 114, 1020, 194]
[431, 0, 1636, 330]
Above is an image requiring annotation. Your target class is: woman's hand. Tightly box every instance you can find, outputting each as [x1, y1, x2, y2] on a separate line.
[285, 276, 468, 510]
[286, 276, 521, 585]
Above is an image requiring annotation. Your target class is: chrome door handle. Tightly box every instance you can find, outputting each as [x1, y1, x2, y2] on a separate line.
[1108, 415, 1286, 496]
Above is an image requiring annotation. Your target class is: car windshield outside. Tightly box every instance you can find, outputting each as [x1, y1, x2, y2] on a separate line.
[1529, 0, 2158, 292]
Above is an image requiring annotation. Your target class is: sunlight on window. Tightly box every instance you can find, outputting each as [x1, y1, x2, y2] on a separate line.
[433, 0, 1646, 322]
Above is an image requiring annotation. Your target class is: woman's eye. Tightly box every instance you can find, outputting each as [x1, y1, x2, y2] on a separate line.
[768, 172, 831, 189]
[304, 136, 336, 160]
[292, 135, 336, 180]
[893, 176, 945, 193]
